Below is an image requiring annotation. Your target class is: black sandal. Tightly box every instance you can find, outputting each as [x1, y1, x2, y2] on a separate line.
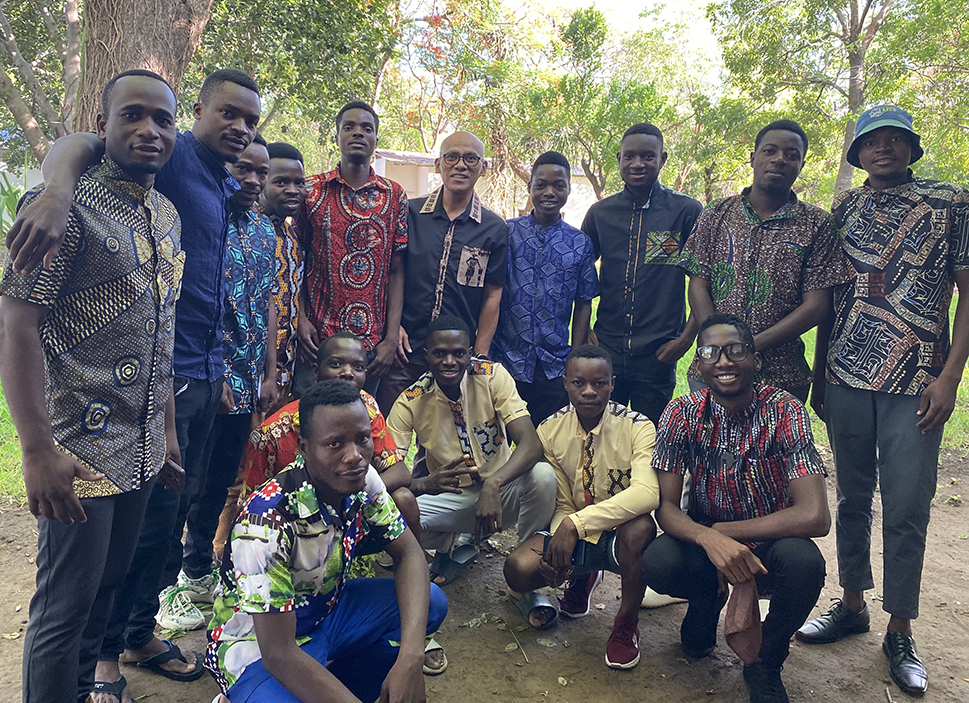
[91, 675, 127, 702]
[131, 639, 205, 682]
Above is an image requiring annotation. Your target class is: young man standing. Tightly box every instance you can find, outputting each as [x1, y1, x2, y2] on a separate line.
[0, 70, 182, 703]
[581, 123, 702, 424]
[376, 131, 508, 414]
[10, 68, 263, 695]
[493, 151, 599, 426]
[644, 314, 830, 703]
[261, 141, 307, 400]
[297, 101, 407, 395]
[679, 119, 850, 400]
[504, 345, 658, 669]
[205, 380, 447, 703]
[796, 105, 969, 697]
[176, 136, 279, 610]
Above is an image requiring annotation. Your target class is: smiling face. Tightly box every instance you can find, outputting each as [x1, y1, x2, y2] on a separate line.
[192, 81, 261, 163]
[337, 107, 377, 166]
[299, 400, 374, 501]
[262, 158, 306, 218]
[857, 126, 914, 189]
[618, 133, 667, 194]
[750, 129, 805, 196]
[97, 75, 177, 189]
[696, 324, 761, 405]
[228, 142, 270, 210]
[436, 131, 486, 201]
[564, 357, 615, 428]
[425, 329, 472, 392]
[529, 164, 570, 224]
[316, 337, 368, 390]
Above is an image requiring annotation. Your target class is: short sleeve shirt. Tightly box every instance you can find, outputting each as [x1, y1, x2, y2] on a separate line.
[493, 214, 599, 382]
[678, 190, 851, 392]
[401, 189, 509, 353]
[222, 207, 277, 413]
[827, 176, 969, 394]
[303, 168, 408, 351]
[581, 184, 702, 355]
[653, 386, 826, 527]
[262, 209, 305, 384]
[205, 456, 405, 693]
[386, 359, 529, 485]
[0, 160, 183, 497]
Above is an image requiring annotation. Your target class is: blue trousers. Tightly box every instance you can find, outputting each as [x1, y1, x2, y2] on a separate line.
[227, 579, 448, 703]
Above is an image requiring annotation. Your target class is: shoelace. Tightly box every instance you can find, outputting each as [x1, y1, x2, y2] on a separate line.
[166, 587, 201, 618]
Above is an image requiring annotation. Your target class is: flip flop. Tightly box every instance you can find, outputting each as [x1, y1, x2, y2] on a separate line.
[429, 544, 479, 586]
[423, 637, 448, 675]
[510, 590, 558, 630]
[131, 639, 205, 682]
[90, 675, 128, 702]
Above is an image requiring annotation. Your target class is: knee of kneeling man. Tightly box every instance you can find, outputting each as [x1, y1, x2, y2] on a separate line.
[428, 583, 449, 629]
[528, 461, 557, 494]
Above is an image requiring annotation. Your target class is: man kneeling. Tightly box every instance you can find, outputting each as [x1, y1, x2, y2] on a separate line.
[504, 345, 659, 669]
[205, 380, 447, 703]
[643, 314, 829, 703]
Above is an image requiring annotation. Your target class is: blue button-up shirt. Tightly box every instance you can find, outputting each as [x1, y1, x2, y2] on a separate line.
[493, 213, 599, 382]
[156, 131, 239, 381]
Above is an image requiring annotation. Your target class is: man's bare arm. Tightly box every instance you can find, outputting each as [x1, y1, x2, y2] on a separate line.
[753, 288, 831, 352]
[571, 300, 592, 347]
[687, 276, 715, 329]
[474, 283, 502, 356]
[917, 268, 969, 433]
[371, 249, 406, 377]
[381, 527, 430, 703]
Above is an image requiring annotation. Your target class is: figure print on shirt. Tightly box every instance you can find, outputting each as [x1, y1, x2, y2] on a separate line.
[457, 245, 489, 287]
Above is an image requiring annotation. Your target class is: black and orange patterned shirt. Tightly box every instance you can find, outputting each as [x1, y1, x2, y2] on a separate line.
[827, 175, 969, 394]
[653, 386, 825, 527]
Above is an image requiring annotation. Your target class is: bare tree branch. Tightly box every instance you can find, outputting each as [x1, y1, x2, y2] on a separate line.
[863, 0, 896, 48]
[59, 0, 81, 132]
[0, 67, 51, 162]
[34, 0, 66, 60]
[0, 3, 64, 136]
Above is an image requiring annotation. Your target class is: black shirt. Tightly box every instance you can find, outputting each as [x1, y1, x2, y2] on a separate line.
[581, 183, 702, 355]
[402, 188, 508, 354]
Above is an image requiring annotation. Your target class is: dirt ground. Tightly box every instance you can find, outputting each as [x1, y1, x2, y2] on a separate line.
[1, 448, 967, 703]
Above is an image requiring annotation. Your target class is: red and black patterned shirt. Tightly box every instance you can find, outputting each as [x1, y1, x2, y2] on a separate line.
[653, 385, 825, 527]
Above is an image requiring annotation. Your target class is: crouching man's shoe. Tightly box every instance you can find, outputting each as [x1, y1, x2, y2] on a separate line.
[794, 600, 869, 644]
[883, 632, 928, 696]
[743, 661, 789, 703]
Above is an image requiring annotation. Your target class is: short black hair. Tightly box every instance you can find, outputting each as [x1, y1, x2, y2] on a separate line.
[566, 344, 613, 373]
[426, 314, 471, 339]
[336, 100, 379, 134]
[267, 142, 304, 163]
[316, 332, 364, 367]
[199, 68, 259, 105]
[252, 133, 267, 147]
[698, 313, 755, 351]
[754, 119, 809, 154]
[299, 379, 363, 438]
[101, 69, 175, 115]
[622, 122, 664, 146]
[531, 151, 571, 180]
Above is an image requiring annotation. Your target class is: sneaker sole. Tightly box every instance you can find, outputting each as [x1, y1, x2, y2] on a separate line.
[794, 622, 869, 645]
[605, 650, 641, 669]
[156, 615, 206, 631]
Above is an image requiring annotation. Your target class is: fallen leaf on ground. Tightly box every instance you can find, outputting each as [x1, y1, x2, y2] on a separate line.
[505, 642, 519, 652]
[536, 638, 557, 647]
[557, 677, 568, 686]
[2, 632, 20, 640]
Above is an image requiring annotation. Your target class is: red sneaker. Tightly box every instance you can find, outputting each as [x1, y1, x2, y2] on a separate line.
[605, 614, 641, 669]
[558, 570, 603, 619]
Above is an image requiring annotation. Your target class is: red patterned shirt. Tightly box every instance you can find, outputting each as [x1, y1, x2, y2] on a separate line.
[303, 168, 408, 351]
[653, 385, 825, 528]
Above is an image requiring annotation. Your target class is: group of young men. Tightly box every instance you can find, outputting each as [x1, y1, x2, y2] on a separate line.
[0, 61, 965, 703]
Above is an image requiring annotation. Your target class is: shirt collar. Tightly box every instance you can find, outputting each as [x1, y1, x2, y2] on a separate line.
[92, 157, 154, 200]
[706, 386, 760, 420]
[861, 169, 916, 193]
[572, 401, 611, 439]
[526, 212, 564, 233]
[323, 166, 388, 191]
[420, 186, 483, 223]
[621, 182, 658, 210]
[182, 130, 240, 197]
[739, 187, 799, 223]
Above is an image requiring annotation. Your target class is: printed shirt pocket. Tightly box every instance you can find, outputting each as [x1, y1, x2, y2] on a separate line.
[457, 246, 490, 287]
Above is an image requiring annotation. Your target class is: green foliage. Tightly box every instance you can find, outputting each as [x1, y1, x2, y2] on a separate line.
[0, 172, 24, 233]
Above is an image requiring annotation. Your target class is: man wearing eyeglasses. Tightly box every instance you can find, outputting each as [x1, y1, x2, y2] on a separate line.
[376, 131, 509, 413]
[644, 313, 830, 703]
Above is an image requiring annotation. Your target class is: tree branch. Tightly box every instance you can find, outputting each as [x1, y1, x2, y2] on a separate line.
[34, 0, 66, 60]
[862, 0, 896, 48]
[59, 0, 81, 133]
[0, 67, 51, 163]
[0, 3, 64, 137]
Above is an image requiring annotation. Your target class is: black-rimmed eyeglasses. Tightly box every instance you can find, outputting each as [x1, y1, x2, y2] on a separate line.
[696, 343, 751, 364]
[441, 152, 482, 166]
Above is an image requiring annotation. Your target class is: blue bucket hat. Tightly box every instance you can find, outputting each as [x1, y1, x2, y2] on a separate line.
[846, 104, 923, 168]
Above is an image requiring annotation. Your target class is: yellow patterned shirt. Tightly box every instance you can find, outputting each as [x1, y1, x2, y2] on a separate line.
[0, 159, 183, 496]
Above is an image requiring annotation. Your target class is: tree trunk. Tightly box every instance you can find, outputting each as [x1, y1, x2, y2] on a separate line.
[0, 68, 51, 163]
[75, 0, 215, 132]
[834, 46, 867, 197]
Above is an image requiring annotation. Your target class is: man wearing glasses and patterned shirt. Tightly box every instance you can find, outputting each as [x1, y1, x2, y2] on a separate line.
[376, 131, 508, 413]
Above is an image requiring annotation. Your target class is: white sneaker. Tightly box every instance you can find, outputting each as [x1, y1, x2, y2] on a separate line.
[640, 587, 688, 609]
[156, 585, 206, 631]
[177, 569, 216, 603]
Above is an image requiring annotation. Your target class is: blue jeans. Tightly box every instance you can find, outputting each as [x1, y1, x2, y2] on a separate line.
[226, 579, 449, 703]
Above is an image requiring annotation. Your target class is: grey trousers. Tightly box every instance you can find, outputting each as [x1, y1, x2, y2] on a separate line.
[417, 461, 557, 551]
[22, 482, 154, 703]
[826, 384, 941, 620]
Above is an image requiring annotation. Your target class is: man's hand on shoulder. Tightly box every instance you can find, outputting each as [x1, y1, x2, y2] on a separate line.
[22, 446, 103, 524]
[696, 525, 767, 584]
[5, 188, 73, 275]
[379, 650, 425, 703]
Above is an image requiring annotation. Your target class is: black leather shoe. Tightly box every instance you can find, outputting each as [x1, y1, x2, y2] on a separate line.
[743, 662, 790, 703]
[680, 589, 728, 658]
[794, 600, 870, 644]
[883, 632, 928, 696]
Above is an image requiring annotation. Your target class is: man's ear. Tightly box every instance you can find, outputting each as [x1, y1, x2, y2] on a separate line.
[660, 150, 668, 169]
[749, 151, 756, 169]
[193, 101, 204, 121]
[298, 434, 307, 456]
[753, 351, 763, 375]
[616, 150, 622, 167]
[96, 113, 108, 139]
[434, 157, 441, 174]
[480, 158, 488, 178]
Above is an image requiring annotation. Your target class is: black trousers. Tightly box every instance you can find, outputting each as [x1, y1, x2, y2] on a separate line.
[514, 358, 569, 428]
[643, 533, 825, 668]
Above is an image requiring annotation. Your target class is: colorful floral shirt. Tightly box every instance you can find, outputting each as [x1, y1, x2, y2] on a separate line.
[493, 213, 600, 382]
[678, 190, 850, 393]
[205, 456, 406, 693]
[242, 389, 397, 494]
[222, 206, 277, 413]
[303, 168, 408, 351]
[827, 175, 969, 394]
[653, 385, 826, 530]
[0, 159, 183, 498]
